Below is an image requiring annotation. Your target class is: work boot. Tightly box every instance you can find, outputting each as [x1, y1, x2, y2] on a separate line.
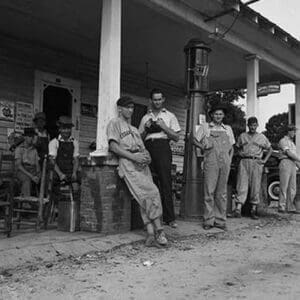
[233, 208, 242, 218]
[156, 230, 168, 246]
[214, 223, 227, 231]
[250, 207, 259, 220]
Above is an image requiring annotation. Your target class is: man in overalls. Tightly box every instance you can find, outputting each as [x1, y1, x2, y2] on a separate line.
[48, 116, 80, 193]
[234, 117, 272, 219]
[33, 112, 50, 167]
[194, 105, 235, 230]
[278, 124, 300, 214]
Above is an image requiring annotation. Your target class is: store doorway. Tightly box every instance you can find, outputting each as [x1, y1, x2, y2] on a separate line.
[34, 71, 81, 140]
[43, 86, 72, 139]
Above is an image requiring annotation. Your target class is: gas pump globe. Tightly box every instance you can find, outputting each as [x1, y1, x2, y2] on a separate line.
[181, 39, 211, 218]
[185, 39, 211, 94]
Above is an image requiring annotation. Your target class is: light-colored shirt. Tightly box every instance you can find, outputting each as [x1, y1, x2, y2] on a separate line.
[35, 128, 49, 138]
[139, 108, 181, 140]
[15, 145, 39, 166]
[195, 122, 235, 146]
[278, 136, 297, 159]
[48, 135, 79, 158]
[237, 132, 271, 158]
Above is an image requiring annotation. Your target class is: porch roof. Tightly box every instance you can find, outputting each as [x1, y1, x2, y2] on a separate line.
[0, 0, 299, 91]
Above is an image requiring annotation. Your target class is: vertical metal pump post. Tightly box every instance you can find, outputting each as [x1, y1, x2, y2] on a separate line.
[181, 39, 211, 218]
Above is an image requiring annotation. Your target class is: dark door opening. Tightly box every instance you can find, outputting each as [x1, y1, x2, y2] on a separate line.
[43, 86, 72, 139]
[131, 103, 147, 128]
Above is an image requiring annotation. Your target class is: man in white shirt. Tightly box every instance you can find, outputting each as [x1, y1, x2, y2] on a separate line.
[278, 124, 300, 213]
[139, 88, 181, 228]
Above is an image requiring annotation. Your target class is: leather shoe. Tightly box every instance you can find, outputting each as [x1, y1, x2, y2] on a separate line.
[214, 223, 227, 231]
[250, 209, 259, 220]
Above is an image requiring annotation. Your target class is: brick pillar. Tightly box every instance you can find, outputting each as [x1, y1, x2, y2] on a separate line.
[80, 162, 131, 234]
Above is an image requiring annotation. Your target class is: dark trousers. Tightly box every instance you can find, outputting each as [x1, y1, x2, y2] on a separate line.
[145, 139, 175, 223]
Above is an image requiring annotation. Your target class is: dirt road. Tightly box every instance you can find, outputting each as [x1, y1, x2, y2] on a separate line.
[0, 214, 299, 299]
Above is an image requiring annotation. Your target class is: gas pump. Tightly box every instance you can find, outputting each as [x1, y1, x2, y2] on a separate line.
[181, 39, 211, 218]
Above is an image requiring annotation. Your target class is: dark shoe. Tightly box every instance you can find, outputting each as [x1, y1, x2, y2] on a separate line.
[233, 209, 241, 218]
[250, 208, 259, 220]
[203, 224, 214, 230]
[214, 223, 227, 231]
[288, 210, 300, 214]
[145, 235, 160, 248]
[278, 209, 286, 213]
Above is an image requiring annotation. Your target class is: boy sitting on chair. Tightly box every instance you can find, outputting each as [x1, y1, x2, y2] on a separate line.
[48, 116, 80, 192]
[15, 128, 41, 196]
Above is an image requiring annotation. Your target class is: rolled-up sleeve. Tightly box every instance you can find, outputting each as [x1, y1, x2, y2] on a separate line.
[107, 120, 120, 144]
[48, 139, 58, 158]
[73, 140, 79, 157]
[279, 138, 290, 152]
[170, 113, 181, 133]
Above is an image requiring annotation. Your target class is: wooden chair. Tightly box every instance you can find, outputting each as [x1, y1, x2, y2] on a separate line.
[0, 152, 14, 237]
[13, 155, 50, 231]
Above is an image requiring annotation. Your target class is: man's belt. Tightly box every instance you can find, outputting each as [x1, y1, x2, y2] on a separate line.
[145, 138, 169, 143]
[241, 156, 261, 160]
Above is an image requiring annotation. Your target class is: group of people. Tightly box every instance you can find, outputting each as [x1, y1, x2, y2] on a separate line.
[195, 105, 300, 231]
[109, 89, 300, 247]
[13, 113, 80, 198]
[107, 89, 181, 247]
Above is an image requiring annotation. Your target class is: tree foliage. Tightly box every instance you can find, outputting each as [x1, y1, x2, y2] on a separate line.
[205, 89, 246, 140]
[262, 112, 288, 149]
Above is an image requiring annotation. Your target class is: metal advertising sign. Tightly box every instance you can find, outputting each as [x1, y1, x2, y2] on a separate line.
[257, 81, 281, 97]
[0, 99, 15, 122]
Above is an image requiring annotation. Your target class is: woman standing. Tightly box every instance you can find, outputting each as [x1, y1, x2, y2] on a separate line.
[107, 96, 167, 247]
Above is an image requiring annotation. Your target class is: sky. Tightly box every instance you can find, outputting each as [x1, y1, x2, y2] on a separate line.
[240, 0, 299, 131]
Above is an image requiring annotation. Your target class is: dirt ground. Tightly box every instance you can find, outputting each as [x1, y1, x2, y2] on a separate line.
[0, 213, 299, 300]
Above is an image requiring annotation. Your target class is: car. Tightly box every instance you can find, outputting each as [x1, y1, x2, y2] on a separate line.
[264, 151, 280, 204]
[230, 150, 281, 206]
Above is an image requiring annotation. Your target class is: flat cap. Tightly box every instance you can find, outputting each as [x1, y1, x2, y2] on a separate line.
[116, 96, 134, 107]
[56, 116, 74, 127]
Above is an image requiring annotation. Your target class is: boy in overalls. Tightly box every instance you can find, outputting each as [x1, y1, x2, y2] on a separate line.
[33, 112, 50, 167]
[15, 127, 41, 196]
[194, 105, 235, 230]
[48, 116, 80, 193]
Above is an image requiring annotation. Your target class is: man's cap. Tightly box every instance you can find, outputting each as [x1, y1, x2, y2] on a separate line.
[287, 124, 297, 131]
[210, 104, 227, 115]
[23, 127, 37, 137]
[116, 96, 134, 107]
[33, 112, 46, 122]
[56, 116, 74, 128]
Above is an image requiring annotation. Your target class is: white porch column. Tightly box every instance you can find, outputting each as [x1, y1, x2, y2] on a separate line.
[295, 81, 300, 153]
[245, 54, 260, 119]
[91, 0, 122, 156]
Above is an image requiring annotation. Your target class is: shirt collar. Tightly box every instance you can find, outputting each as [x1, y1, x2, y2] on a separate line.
[58, 134, 74, 142]
[147, 108, 167, 114]
[209, 122, 226, 129]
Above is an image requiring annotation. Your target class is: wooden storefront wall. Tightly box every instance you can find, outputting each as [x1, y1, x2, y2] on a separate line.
[0, 34, 186, 170]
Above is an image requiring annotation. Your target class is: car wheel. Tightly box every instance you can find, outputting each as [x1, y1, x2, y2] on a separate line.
[267, 179, 280, 202]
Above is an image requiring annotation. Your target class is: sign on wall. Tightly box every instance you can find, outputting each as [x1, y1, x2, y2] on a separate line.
[0, 99, 15, 122]
[257, 81, 281, 97]
[15, 102, 34, 133]
[81, 103, 98, 118]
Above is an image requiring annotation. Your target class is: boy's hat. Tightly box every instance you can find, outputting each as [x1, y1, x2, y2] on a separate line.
[210, 104, 227, 115]
[56, 116, 74, 128]
[33, 112, 46, 122]
[23, 127, 37, 137]
[116, 96, 134, 107]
